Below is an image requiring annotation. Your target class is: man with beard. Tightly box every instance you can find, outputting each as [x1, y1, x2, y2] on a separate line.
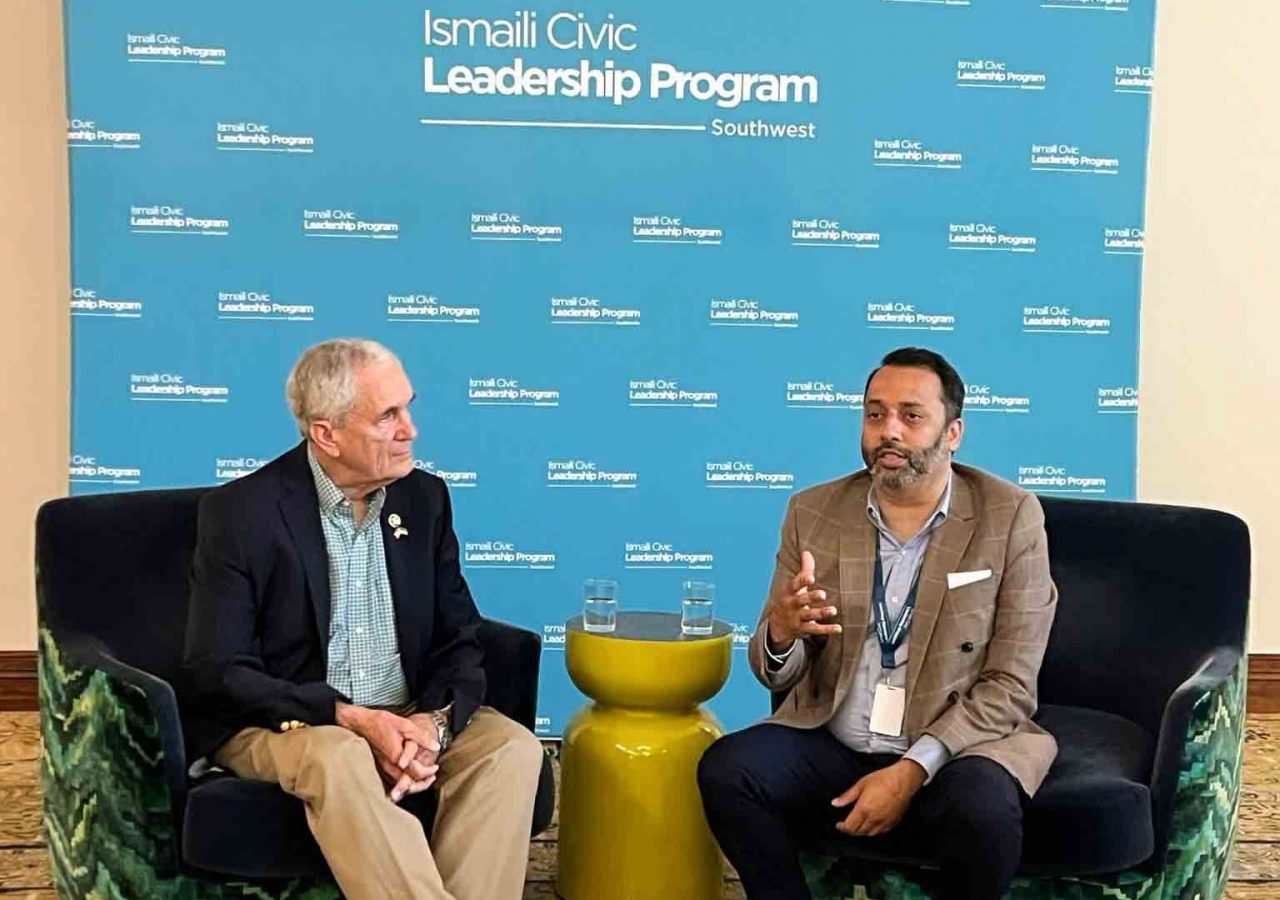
[698, 347, 1057, 900]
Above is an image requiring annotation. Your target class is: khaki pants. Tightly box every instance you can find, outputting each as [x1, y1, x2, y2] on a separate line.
[214, 706, 544, 900]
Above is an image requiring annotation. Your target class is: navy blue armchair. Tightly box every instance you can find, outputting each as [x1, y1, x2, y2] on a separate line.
[786, 496, 1250, 900]
[37, 487, 554, 900]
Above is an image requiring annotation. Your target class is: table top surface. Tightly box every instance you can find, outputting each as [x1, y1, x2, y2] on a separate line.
[565, 610, 734, 642]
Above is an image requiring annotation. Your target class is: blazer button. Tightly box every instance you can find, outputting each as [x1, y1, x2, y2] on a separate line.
[947, 691, 960, 704]
[961, 642, 974, 653]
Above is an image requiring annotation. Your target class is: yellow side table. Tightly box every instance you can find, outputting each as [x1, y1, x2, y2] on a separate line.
[556, 611, 733, 900]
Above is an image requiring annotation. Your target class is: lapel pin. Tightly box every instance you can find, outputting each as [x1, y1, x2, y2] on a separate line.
[388, 513, 402, 528]
[393, 526, 409, 540]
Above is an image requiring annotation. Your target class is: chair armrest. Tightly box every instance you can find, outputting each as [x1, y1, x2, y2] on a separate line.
[1148, 646, 1245, 875]
[477, 617, 542, 732]
[40, 625, 188, 887]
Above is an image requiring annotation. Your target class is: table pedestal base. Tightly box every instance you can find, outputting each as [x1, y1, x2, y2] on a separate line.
[557, 703, 725, 900]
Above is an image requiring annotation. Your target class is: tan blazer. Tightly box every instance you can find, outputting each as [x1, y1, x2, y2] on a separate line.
[749, 463, 1059, 796]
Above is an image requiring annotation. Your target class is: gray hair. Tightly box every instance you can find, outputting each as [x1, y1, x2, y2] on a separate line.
[286, 339, 398, 436]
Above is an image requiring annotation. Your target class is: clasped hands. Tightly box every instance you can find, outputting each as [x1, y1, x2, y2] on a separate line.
[337, 703, 443, 803]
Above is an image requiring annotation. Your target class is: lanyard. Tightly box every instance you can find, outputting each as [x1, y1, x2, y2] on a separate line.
[871, 540, 921, 670]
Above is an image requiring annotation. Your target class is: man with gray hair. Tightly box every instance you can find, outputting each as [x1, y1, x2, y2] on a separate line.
[183, 338, 544, 900]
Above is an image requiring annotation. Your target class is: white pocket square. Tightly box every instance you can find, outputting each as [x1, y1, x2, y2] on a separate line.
[947, 569, 992, 590]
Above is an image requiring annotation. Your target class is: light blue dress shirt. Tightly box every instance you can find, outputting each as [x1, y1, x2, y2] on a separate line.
[308, 448, 410, 708]
[767, 475, 954, 782]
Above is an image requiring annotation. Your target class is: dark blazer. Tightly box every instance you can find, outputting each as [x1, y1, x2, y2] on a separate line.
[182, 442, 485, 761]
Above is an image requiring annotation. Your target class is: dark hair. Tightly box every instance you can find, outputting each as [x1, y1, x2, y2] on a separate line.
[864, 347, 965, 423]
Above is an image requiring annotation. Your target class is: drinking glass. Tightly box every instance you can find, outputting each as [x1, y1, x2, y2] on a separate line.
[681, 580, 715, 635]
[583, 579, 618, 633]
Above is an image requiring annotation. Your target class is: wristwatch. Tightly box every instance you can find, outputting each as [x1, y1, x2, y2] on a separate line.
[427, 707, 453, 753]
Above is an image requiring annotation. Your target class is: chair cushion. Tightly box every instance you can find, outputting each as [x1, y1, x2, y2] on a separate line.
[182, 774, 324, 878]
[182, 750, 555, 879]
[182, 772, 438, 879]
[1020, 704, 1155, 875]
[811, 704, 1154, 878]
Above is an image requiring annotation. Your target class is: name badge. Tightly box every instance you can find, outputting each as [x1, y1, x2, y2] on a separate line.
[869, 683, 905, 737]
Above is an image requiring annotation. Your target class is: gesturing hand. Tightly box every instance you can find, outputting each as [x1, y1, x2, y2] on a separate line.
[832, 760, 926, 837]
[767, 550, 842, 652]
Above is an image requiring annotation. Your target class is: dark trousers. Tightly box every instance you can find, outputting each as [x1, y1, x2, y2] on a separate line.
[697, 724, 1027, 900]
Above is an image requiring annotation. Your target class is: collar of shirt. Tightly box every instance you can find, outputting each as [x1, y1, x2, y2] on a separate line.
[306, 445, 387, 526]
[866, 471, 954, 547]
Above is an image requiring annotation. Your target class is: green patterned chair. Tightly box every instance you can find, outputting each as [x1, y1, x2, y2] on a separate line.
[791, 496, 1250, 900]
[36, 488, 555, 900]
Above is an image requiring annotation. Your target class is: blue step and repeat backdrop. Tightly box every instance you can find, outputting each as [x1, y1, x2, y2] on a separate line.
[64, 0, 1155, 736]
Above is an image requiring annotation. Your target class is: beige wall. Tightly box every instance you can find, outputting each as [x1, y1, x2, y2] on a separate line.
[1139, 1, 1280, 651]
[0, 4, 1275, 651]
[0, 2, 70, 650]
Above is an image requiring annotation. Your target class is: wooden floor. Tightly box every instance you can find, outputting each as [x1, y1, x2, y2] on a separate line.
[2, 712, 1279, 899]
